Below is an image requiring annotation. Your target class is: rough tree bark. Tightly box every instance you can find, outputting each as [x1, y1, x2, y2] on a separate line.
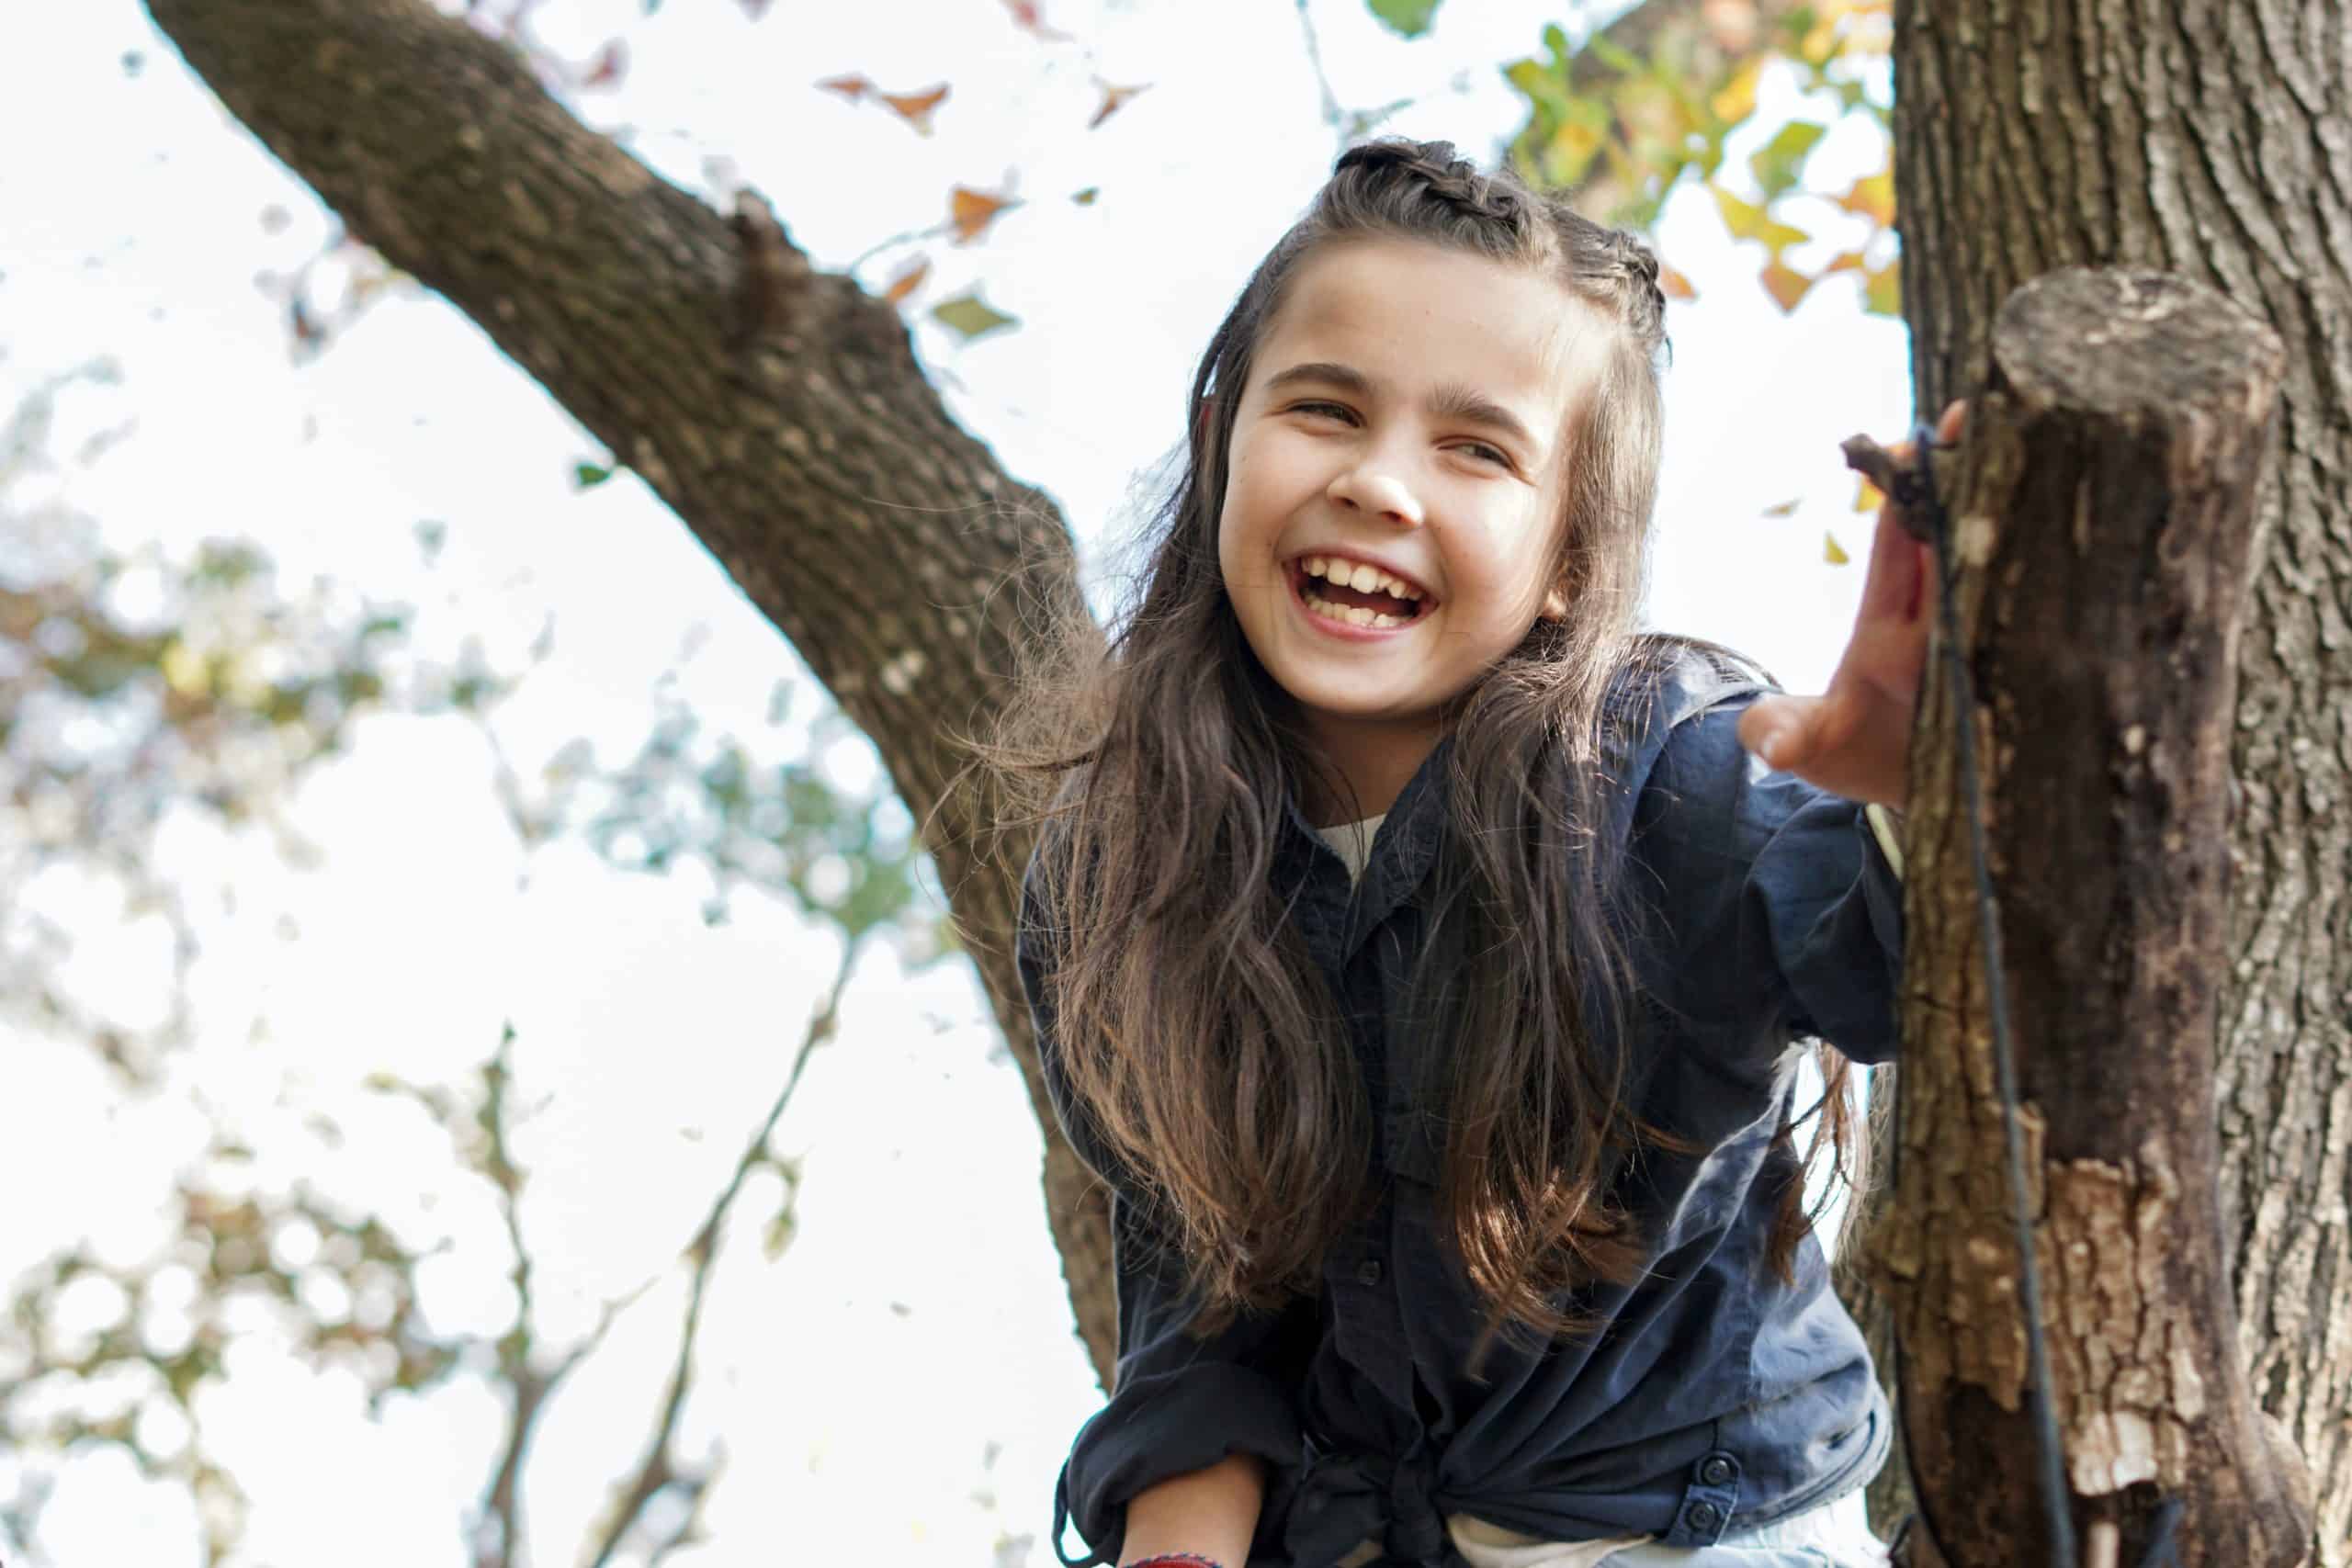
[1882, 266, 2303, 1566]
[1893, 6, 2352, 1562]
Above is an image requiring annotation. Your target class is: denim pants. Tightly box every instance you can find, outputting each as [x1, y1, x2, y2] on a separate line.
[1442, 1488, 1886, 1568]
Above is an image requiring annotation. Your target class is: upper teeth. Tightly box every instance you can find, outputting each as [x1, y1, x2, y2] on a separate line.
[1301, 556, 1422, 601]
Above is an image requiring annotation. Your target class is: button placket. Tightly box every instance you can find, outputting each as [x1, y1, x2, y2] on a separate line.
[1674, 1450, 1741, 1545]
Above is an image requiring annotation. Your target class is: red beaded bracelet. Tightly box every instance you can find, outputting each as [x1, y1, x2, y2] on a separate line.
[1124, 1556, 1226, 1568]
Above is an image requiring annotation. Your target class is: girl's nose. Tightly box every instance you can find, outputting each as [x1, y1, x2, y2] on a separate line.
[1327, 465, 1424, 526]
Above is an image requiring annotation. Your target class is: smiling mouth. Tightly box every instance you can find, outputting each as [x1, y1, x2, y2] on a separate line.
[1287, 558, 1435, 631]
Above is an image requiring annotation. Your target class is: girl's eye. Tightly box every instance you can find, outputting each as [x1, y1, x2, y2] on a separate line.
[1289, 400, 1358, 423]
[1455, 440, 1511, 468]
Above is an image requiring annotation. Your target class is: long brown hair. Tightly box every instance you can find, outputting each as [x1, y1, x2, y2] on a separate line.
[989, 140, 1856, 1346]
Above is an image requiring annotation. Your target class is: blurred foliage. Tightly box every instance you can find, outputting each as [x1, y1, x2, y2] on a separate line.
[1502, 0, 1898, 316]
[0, 356, 938, 1564]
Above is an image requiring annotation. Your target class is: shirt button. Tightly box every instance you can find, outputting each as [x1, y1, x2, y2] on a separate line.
[1699, 1455, 1736, 1486]
[1687, 1501, 1723, 1533]
[1356, 1258, 1384, 1286]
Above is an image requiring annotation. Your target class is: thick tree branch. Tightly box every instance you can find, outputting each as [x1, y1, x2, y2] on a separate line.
[141, 0, 1119, 1383]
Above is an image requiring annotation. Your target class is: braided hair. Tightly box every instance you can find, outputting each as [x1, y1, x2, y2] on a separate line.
[1326, 138, 1669, 357]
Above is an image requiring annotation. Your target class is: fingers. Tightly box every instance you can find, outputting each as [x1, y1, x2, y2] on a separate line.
[1860, 503, 1929, 625]
[1887, 400, 1969, 466]
[1738, 694, 1822, 771]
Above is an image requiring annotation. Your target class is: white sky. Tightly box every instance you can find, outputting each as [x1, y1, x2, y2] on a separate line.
[0, 2, 1913, 1564]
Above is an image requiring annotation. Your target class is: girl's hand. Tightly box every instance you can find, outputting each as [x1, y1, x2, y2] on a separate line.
[1736, 401, 1967, 808]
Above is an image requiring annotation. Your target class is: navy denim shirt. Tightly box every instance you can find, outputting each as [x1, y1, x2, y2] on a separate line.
[1021, 652, 1905, 1568]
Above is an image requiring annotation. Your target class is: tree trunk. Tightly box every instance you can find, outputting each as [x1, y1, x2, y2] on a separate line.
[1892, 4, 2352, 1562]
[140, 0, 1123, 1383]
[1881, 265, 2303, 1567]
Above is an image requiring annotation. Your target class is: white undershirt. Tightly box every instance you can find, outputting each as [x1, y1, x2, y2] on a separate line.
[1313, 812, 1387, 886]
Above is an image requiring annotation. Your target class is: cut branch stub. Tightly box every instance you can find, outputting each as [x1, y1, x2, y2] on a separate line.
[1880, 267, 2306, 1567]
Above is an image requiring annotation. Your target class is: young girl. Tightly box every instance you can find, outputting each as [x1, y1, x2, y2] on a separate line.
[1005, 140, 1945, 1568]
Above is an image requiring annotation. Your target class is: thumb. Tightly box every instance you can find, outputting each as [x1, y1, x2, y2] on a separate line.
[1738, 695, 1819, 770]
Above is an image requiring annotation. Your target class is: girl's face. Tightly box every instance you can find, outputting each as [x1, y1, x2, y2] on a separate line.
[1217, 238, 1604, 798]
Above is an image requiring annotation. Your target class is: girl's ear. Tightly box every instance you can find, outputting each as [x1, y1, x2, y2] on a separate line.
[1539, 585, 1569, 621]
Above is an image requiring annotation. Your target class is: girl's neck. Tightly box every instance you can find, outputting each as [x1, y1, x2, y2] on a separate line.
[1298, 712, 1444, 829]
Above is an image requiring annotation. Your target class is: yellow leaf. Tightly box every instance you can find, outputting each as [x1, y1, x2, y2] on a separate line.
[1712, 185, 1809, 254]
[1864, 259, 1903, 317]
[1759, 259, 1815, 312]
[882, 257, 930, 305]
[1836, 169, 1896, 229]
[1823, 249, 1869, 275]
[931, 290, 1019, 342]
[1710, 58, 1762, 125]
[1548, 117, 1606, 175]
[816, 73, 871, 102]
[1855, 476, 1886, 513]
[161, 637, 207, 696]
[1761, 497, 1802, 518]
[880, 84, 950, 134]
[949, 185, 1019, 243]
[1089, 81, 1149, 130]
[1071, 186, 1100, 206]
[1824, 532, 1850, 565]
[1658, 264, 1698, 301]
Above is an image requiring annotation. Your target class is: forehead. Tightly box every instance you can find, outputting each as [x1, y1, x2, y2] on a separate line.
[1253, 238, 1603, 425]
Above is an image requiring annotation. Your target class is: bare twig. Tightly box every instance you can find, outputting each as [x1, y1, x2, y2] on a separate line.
[1295, 0, 1345, 142]
[469, 1028, 661, 1568]
[581, 937, 861, 1568]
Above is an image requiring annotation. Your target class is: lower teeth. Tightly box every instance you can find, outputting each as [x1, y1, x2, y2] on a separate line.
[1305, 591, 1408, 629]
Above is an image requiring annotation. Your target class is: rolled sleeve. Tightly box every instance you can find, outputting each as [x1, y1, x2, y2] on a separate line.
[1018, 852, 1310, 1566]
[1638, 699, 1906, 1071]
[1056, 1200, 1311, 1564]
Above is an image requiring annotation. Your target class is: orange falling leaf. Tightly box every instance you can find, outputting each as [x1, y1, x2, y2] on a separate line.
[817, 73, 872, 102]
[1760, 497, 1802, 519]
[1071, 186, 1101, 206]
[583, 39, 628, 89]
[1003, 0, 1069, 38]
[881, 84, 951, 135]
[1824, 532, 1851, 565]
[1759, 259, 1815, 313]
[883, 258, 931, 305]
[1658, 265, 1698, 301]
[1090, 81, 1149, 129]
[950, 185, 1019, 243]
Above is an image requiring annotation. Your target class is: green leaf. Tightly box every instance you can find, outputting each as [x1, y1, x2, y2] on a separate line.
[1365, 0, 1442, 38]
[1749, 119, 1827, 200]
[930, 290, 1020, 343]
[572, 460, 615, 490]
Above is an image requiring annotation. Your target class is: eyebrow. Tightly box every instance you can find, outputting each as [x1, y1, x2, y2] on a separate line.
[1261, 360, 1543, 453]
